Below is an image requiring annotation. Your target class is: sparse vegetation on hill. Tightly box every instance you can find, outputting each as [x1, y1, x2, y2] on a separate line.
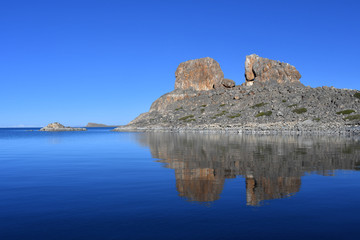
[255, 111, 272, 117]
[337, 110, 355, 115]
[292, 108, 307, 114]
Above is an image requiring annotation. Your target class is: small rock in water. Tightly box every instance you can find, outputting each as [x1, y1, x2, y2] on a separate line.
[40, 122, 87, 132]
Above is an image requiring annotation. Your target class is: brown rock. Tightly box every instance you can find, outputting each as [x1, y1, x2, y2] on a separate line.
[221, 78, 235, 88]
[244, 54, 302, 86]
[175, 57, 224, 91]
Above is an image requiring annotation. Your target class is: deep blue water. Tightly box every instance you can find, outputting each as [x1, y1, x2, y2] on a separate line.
[0, 128, 360, 240]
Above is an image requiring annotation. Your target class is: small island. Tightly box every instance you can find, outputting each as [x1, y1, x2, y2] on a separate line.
[40, 122, 87, 132]
[86, 122, 119, 127]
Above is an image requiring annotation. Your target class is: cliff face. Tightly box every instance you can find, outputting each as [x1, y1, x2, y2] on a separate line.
[148, 57, 232, 113]
[175, 57, 224, 91]
[135, 132, 360, 205]
[114, 54, 360, 133]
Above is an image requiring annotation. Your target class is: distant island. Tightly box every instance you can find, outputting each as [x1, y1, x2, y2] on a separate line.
[40, 122, 87, 131]
[86, 123, 119, 128]
[39, 122, 119, 131]
[114, 54, 360, 135]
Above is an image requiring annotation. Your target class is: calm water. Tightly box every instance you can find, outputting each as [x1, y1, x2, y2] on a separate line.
[0, 128, 360, 240]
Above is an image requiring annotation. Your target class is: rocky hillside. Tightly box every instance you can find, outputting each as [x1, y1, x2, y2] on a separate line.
[114, 55, 360, 134]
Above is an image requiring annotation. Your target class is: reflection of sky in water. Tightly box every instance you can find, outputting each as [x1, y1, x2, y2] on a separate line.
[48, 136, 62, 145]
[0, 128, 360, 240]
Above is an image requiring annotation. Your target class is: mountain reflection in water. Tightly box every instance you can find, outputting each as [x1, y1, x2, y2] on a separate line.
[135, 133, 360, 206]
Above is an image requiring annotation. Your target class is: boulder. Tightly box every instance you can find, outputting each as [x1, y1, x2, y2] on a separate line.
[244, 54, 302, 86]
[221, 78, 235, 88]
[40, 122, 87, 131]
[175, 57, 224, 91]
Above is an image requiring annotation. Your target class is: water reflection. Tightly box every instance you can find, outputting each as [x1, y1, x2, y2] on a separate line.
[136, 133, 360, 206]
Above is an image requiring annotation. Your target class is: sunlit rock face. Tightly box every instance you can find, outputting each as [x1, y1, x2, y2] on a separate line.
[147, 57, 227, 113]
[136, 133, 360, 205]
[175, 57, 224, 91]
[244, 54, 302, 86]
[145, 57, 225, 114]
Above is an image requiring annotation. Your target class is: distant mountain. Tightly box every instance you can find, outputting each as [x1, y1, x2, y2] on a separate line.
[86, 122, 119, 127]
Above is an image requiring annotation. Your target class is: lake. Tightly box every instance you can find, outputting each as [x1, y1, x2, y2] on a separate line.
[0, 128, 359, 240]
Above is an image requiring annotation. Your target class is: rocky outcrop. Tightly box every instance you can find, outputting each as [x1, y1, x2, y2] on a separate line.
[40, 122, 87, 131]
[145, 57, 227, 114]
[175, 57, 224, 91]
[244, 54, 302, 86]
[114, 54, 360, 135]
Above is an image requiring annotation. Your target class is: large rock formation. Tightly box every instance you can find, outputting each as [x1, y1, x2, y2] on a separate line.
[175, 57, 224, 91]
[148, 57, 234, 113]
[244, 54, 302, 86]
[113, 54, 360, 134]
[40, 122, 87, 131]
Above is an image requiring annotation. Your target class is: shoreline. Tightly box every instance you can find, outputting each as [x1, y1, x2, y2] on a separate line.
[112, 122, 360, 137]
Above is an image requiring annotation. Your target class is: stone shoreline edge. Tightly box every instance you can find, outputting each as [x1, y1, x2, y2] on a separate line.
[112, 124, 360, 137]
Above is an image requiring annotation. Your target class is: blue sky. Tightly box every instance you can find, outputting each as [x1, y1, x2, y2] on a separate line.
[1, 0, 359, 127]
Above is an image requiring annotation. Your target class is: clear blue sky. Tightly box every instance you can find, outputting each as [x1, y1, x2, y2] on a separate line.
[1, 0, 359, 127]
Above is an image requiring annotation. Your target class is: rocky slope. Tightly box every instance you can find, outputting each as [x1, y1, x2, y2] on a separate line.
[40, 122, 87, 131]
[114, 55, 360, 135]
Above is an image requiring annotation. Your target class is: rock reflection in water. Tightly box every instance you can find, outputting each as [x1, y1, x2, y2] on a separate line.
[135, 133, 360, 206]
